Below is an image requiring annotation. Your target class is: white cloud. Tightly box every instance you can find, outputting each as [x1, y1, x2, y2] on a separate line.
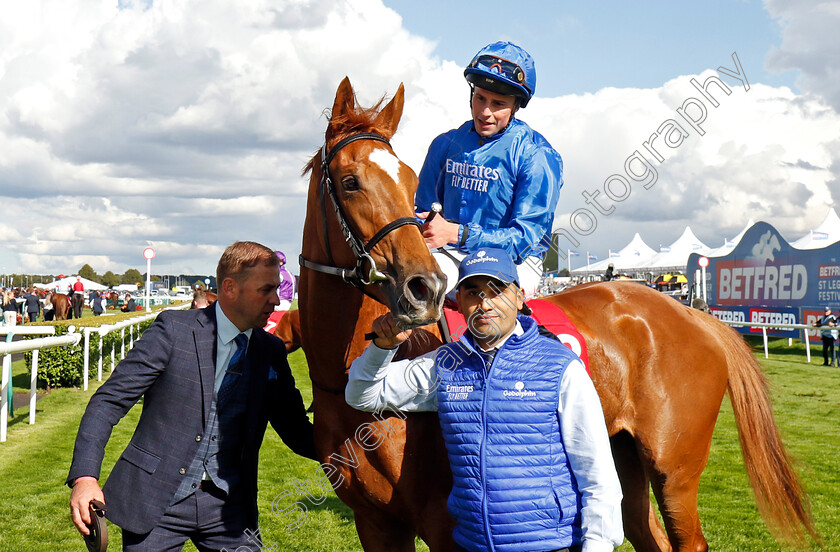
[0, 0, 440, 275]
[0, 0, 838, 279]
[764, 0, 840, 111]
[538, 71, 840, 254]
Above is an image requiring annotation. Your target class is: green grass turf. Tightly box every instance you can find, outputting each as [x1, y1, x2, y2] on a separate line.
[0, 337, 836, 551]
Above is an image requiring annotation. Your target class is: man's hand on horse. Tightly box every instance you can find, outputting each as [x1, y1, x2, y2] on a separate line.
[69, 476, 104, 535]
[417, 211, 460, 249]
[371, 314, 413, 350]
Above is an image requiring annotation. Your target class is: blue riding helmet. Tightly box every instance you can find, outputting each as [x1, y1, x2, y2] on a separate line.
[464, 41, 536, 107]
[275, 251, 286, 265]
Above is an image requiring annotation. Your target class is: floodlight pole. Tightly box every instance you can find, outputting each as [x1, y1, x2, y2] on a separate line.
[143, 248, 155, 313]
[145, 258, 151, 312]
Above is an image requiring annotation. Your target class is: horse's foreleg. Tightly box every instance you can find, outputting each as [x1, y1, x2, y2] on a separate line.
[415, 498, 455, 552]
[610, 431, 671, 552]
[354, 509, 416, 552]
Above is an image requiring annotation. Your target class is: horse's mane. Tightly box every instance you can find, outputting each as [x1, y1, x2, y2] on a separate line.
[302, 94, 388, 177]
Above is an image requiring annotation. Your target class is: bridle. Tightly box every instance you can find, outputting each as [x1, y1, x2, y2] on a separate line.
[300, 132, 423, 397]
[299, 132, 421, 291]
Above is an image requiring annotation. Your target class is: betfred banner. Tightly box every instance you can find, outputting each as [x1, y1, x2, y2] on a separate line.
[709, 306, 800, 338]
[688, 222, 840, 322]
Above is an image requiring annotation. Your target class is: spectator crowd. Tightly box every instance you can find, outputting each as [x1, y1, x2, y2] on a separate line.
[0, 282, 147, 326]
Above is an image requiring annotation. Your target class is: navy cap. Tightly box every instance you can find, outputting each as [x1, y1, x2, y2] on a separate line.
[456, 248, 519, 288]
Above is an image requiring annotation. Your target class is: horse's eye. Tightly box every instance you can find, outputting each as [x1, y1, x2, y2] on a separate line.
[341, 176, 360, 191]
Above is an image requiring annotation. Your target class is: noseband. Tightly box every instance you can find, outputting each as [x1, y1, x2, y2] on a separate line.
[299, 132, 421, 290]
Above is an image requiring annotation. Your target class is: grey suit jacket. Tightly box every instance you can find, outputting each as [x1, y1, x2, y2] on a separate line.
[67, 305, 316, 534]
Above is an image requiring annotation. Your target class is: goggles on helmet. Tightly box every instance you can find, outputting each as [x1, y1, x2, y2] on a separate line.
[467, 54, 531, 94]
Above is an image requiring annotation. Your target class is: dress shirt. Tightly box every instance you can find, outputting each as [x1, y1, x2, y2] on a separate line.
[214, 302, 253, 393]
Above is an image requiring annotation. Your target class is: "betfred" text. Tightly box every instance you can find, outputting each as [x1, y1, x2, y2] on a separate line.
[718, 263, 807, 303]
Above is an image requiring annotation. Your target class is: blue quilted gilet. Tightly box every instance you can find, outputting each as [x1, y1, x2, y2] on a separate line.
[435, 315, 582, 552]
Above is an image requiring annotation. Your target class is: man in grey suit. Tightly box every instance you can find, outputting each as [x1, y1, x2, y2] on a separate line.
[68, 241, 317, 551]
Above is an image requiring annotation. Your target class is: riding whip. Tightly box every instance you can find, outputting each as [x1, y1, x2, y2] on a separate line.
[83, 500, 108, 552]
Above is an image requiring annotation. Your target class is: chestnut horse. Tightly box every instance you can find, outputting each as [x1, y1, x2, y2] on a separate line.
[299, 77, 451, 551]
[298, 79, 817, 552]
[274, 309, 302, 354]
[52, 292, 72, 320]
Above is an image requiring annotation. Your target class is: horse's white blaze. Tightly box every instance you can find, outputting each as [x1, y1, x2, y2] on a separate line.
[369, 148, 402, 184]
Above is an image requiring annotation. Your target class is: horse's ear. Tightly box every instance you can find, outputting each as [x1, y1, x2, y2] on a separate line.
[373, 83, 405, 140]
[331, 77, 356, 124]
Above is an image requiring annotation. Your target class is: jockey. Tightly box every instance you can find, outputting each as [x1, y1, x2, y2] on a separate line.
[415, 41, 563, 299]
[275, 251, 296, 311]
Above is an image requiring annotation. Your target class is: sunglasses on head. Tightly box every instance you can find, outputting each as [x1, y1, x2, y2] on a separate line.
[469, 55, 529, 92]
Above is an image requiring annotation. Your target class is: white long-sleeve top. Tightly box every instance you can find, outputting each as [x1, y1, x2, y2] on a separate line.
[346, 326, 624, 552]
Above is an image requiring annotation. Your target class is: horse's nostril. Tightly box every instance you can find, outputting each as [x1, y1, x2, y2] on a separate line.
[406, 276, 429, 304]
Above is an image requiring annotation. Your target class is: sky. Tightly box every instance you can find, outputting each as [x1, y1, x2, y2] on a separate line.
[0, 0, 838, 277]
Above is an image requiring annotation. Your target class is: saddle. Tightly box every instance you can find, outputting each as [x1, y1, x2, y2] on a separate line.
[263, 309, 289, 334]
[438, 299, 590, 374]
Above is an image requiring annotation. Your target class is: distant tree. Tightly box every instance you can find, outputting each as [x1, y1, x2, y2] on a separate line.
[101, 270, 120, 288]
[559, 268, 570, 277]
[121, 268, 143, 285]
[78, 264, 99, 283]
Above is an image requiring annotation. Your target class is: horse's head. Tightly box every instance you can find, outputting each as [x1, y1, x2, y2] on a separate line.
[302, 77, 446, 328]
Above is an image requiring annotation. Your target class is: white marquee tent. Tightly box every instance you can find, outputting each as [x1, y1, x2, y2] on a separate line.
[563, 208, 840, 282]
[43, 276, 107, 293]
[791, 208, 840, 249]
[704, 219, 755, 258]
[571, 233, 656, 274]
[638, 226, 710, 272]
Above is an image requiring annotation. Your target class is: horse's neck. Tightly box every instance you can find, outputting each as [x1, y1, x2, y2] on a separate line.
[299, 173, 396, 383]
[300, 196, 364, 360]
[299, 271, 387, 378]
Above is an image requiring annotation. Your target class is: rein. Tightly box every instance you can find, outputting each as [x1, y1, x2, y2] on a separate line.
[310, 378, 347, 395]
[299, 132, 421, 291]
